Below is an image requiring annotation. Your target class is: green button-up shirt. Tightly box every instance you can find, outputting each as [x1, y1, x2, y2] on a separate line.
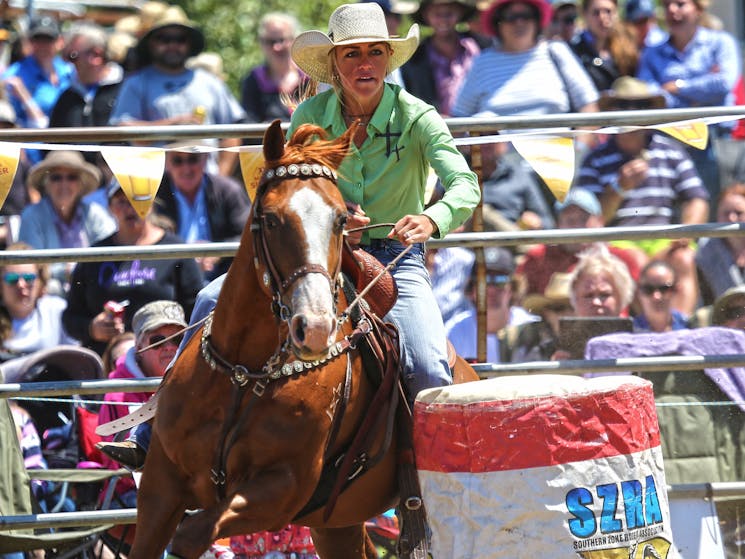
[288, 84, 480, 242]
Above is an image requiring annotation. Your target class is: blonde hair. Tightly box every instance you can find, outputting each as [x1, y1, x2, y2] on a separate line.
[568, 244, 635, 310]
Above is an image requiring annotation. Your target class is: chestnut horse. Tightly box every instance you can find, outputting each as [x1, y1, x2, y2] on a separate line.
[128, 120, 477, 559]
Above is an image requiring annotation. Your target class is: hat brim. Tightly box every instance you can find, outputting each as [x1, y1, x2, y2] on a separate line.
[136, 24, 205, 66]
[481, 0, 552, 35]
[522, 293, 570, 314]
[291, 24, 419, 84]
[598, 93, 667, 111]
[28, 156, 101, 196]
[712, 287, 745, 325]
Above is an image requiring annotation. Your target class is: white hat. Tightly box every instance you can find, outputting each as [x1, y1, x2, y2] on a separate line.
[291, 3, 419, 84]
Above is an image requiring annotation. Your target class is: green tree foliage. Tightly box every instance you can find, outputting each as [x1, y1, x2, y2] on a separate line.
[174, 0, 347, 94]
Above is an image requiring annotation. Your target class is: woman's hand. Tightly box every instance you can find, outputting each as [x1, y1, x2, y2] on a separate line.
[388, 214, 438, 245]
[89, 310, 125, 342]
[344, 202, 370, 246]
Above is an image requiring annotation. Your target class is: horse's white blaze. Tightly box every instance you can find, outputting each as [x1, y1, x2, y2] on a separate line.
[287, 187, 337, 351]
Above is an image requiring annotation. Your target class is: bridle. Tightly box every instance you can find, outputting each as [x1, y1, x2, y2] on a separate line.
[250, 162, 344, 325]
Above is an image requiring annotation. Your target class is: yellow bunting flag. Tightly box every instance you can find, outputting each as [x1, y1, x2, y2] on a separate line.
[239, 146, 265, 202]
[0, 144, 20, 210]
[656, 120, 708, 150]
[101, 148, 165, 217]
[512, 137, 575, 202]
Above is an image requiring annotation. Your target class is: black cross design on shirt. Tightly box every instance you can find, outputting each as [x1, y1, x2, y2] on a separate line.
[376, 124, 404, 161]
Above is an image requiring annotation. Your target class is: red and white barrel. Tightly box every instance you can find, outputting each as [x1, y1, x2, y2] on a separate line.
[413, 375, 675, 558]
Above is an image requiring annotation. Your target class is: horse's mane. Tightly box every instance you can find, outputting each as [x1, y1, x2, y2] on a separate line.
[273, 123, 352, 171]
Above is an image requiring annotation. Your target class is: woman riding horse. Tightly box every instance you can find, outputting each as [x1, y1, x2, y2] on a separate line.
[99, 0, 480, 472]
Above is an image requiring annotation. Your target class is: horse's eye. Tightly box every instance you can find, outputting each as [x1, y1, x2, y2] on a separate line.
[333, 213, 347, 234]
[264, 214, 280, 229]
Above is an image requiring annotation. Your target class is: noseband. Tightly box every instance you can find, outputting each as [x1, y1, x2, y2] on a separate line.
[250, 163, 343, 323]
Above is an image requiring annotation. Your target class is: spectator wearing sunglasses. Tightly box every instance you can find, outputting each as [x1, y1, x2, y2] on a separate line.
[108, 6, 246, 177]
[0, 242, 77, 359]
[633, 260, 689, 333]
[548, 0, 581, 44]
[712, 286, 745, 332]
[152, 145, 250, 280]
[18, 150, 117, 293]
[96, 300, 186, 504]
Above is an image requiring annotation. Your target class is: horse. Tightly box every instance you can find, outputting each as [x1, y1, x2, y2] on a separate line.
[128, 120, 478, 559]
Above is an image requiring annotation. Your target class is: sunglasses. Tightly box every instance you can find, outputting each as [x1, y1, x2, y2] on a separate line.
[639, 283, 675, 296]
[147, 333, 184, 348]
[723, 307, 745, 322]
[559, 14, 578, 25]
[48, 172, 80, 183]
[610, 99, 657, 111]
[500, 11, 537, 23]
[170, 154, 203, 166]
[152, 33, 188, 45]
[3, 272, 38, 285]
[486, 273, 511, 287]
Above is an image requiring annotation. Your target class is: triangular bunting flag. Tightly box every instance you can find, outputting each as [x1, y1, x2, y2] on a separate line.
[0, 144, 21, 210]
[512, 137, 575, 202]
[239, 146, 265, 202]
[656, 120, 708, 150]
[101, 148, 165, 217]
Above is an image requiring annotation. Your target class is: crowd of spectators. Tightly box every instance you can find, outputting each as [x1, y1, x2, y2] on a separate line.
[0, 0, 743, 557]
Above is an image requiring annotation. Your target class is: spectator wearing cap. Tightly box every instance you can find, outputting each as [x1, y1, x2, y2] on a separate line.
[569, 0, 639, 92]
[153, 144, 250, 280]
[400, 0, 489, 116]
[1, 15, 74, 129]
[500, 271, 574, 362]
[515, 186, 640, 301]
[624, 0, 667, 49]
[447, 247, 538, 362]
[239, 12, 308, 124]
[577, 76, 709, 316]
[97, 300, 187, 501]
[18, 151, 116, 292]
[108, 6, 246, 177]
[712, 286, 745, 331]
[633, 259, 689, 332]
[62, 180, 202, 356]
[636, 0, 740, 204]
[548, 0, 581, 43]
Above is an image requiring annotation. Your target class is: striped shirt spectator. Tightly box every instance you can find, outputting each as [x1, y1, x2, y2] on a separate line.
[576, 132, 708, 226]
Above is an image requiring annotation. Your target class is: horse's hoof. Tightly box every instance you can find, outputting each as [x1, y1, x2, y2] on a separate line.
[96, 440, 147, 470]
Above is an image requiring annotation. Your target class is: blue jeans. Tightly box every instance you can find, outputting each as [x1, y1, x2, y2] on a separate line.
[362, 239, 451, 400]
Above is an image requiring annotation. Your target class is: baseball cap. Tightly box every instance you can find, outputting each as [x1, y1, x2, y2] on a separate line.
[484, 246, 515, 280]
[554, 187, 601, 216]
[29, 16, 60, 39]
[625, 0, 656, 22]
[132, 300, 187, 342]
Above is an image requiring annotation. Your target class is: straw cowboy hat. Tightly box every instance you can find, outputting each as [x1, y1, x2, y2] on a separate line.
[136, 6, 205, 65]
[598, 76, 666, 111]
[291, 3, 419, 84]
[28, 151, 101, 196]
[522, 272, 572, 314]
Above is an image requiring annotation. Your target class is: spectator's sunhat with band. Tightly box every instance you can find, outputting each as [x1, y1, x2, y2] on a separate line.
[482, 0, 553, 35]
[28, 151, 101, 196]
[136, 6, 205, 65]
[599, 76, 666, 111]
[523, 272, 572, 314]
[291, 3, 419, 84]
[132, 300, 187, 344]
[712, 286, 745, 325]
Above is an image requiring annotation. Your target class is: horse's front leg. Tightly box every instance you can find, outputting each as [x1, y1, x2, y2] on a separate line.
[128, 429, 188, 559]
[169, 467, 303, 558]
[311, 525, 377, 559]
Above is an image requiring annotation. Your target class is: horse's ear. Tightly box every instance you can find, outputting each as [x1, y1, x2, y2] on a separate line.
[263, 120, 285, 162]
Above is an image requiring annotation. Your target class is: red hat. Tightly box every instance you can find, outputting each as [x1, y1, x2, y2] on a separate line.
[481, 0, 552, 36]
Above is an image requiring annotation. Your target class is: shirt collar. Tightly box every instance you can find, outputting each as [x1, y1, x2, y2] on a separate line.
[324, 83, 396, 136]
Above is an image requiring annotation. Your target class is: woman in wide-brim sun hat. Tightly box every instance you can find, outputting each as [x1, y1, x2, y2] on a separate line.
[288, 2, 481, 404]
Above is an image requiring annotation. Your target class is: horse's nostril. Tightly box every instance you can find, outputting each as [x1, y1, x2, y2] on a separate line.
[292, 315, 307, 343]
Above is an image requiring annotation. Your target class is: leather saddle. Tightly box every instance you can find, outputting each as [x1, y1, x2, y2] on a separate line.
[341, 240, 398, 319]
